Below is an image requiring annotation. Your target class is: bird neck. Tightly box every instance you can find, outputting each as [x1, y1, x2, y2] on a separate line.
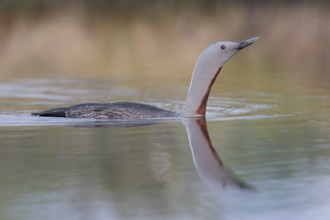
[182, 66, 222, 117]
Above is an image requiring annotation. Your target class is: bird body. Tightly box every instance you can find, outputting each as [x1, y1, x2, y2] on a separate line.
[33, 37, 258, 119]
[33, 102, 177, 119]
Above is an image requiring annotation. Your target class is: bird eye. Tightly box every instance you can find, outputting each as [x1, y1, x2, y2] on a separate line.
[220, 45, 226, 50]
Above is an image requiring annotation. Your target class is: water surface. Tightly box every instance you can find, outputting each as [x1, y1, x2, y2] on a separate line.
[0, 73, 330, 220]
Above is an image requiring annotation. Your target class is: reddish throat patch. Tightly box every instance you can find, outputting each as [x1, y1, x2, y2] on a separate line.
[196, 67, 222, 116]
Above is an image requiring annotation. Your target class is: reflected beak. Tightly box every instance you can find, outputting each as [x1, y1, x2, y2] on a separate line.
[236, 37, 259, 50]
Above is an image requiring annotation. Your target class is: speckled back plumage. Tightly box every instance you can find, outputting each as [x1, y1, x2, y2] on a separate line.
[32, 102, 178, 119]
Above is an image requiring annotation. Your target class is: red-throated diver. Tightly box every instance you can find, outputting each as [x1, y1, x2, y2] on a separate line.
[32, 37, 258, 119]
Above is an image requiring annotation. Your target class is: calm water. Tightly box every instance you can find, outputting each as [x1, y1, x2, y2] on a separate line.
[1, 72, 330, 220]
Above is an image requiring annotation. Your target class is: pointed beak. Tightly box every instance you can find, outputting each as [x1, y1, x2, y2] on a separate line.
[236, 37, 259, 50]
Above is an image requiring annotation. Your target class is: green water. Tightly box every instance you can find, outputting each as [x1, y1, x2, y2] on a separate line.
[0, 70, 330, 220]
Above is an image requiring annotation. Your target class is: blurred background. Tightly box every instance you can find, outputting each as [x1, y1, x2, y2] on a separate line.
[0, 0, 329, 81]
[1, 2, 330, 220]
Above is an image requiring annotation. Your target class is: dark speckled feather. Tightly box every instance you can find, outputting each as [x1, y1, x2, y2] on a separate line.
[32, 102, 178, 119]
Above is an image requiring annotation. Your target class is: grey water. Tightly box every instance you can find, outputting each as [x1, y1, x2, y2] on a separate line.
[1, 74, 330, 220]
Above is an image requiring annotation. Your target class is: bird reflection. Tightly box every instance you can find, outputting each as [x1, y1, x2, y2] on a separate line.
[70, 117, 253, 190]
[182, 118, 253, 190]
